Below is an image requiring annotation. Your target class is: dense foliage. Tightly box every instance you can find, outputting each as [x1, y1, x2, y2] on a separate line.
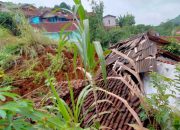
[0, 0, 106, 129]
[0, 12, 20, 35]
[155, 15, 180, 36]
[155, 22, 177, 36]
[163, 38, 180, 56]
[140, 65, 180, 130]
[53, 2, 71, 12]
[87, 1, 180, 49]
[88, 1, 153, 48]
[88, 1, 105, 43]
[0, 1, 180, 130]
[117, 14, 135, 27]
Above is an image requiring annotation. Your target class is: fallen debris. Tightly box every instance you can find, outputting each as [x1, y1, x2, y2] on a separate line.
[82, 32, 180, 130]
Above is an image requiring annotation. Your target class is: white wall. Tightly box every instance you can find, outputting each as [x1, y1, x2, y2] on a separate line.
[103, 16, 116, 27]
[143, 61, 180, 109]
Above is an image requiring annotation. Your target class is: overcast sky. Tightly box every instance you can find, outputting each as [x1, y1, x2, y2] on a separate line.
[2, 0, 180, 25]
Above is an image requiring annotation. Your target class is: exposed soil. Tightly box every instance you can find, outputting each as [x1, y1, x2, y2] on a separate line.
[4, 45, 85, 99]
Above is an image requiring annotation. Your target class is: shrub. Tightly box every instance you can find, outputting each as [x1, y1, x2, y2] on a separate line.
[141, 68, 180, 130]
[0, 12, 20, 35]
[163, 40, 180, 56]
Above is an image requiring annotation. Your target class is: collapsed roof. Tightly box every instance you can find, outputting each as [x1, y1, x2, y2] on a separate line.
[82, 32, 180, 129]
[22, 32, 180, 129]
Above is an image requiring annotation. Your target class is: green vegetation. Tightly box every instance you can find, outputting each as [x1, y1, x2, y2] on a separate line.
[88, 1, 105, 45]
[0, 0, 106, 129]
[0, 13, 56, 87]
[169, 15, 180, 25]
[88, 1, 152, 48]
[155, 22, 176, 36]
[140, 65, 180, 130]
[0, 0, 180, 130]
[0, 12, 20, 35]
[53, 2, 72, 12]
[88, 1, 180, 49]
[155, 15, 180, 36]
[0, 20, 53, 69]
[117, 13, 135, 27]
[163, 38, 180, 56]
[0, 86, 67, 129]
[55, 2, 71, 10]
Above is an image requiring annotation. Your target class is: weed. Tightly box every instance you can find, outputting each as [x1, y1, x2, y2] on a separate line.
[140, 68, 180, 130]
[47, 53, 64, 74]
[0, 86, 69, 129]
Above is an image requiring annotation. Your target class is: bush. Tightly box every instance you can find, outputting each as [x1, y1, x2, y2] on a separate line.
[0, 12, 20, 35]
[164, 42, 180, 56]
[101, 25, 151, 48]
[163, 38, 180, 56]
[100, 27, 126, 48]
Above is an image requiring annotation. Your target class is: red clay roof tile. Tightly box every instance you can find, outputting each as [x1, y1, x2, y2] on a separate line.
[31, 22, 77, 32]
[22, 8, 41, 17]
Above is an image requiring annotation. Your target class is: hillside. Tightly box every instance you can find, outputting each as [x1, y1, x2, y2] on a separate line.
[155, 15, 180, 36]
[169, 15, 180, 25]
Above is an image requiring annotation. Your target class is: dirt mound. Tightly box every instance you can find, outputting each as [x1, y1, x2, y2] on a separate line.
[4, 45, 84, 100]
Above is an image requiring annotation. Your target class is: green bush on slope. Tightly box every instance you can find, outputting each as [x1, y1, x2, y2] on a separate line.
[0, 12, 20, 35]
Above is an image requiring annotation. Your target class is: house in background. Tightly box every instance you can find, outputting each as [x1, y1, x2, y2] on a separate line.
[40, 10, 72, 23]
[19, 4, 78, 41]
[31, 22, 80, 42]
[20, 4, 41, 24]
[40, 10, 58, 23]
[21, 4, 75, 24]
[103, 15, 117, 27]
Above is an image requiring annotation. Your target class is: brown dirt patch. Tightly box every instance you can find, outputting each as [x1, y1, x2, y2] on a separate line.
[5, 45, 85, 98]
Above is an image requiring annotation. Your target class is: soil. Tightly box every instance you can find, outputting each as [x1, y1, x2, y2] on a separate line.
[5, 45, 85, 100]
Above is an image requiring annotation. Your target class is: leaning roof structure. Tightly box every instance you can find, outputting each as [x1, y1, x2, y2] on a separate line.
[23, 32, 179, 129]
[82, 32, 180, 129]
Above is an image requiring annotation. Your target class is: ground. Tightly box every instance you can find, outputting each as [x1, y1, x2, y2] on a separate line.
[1, 44, 85, 106]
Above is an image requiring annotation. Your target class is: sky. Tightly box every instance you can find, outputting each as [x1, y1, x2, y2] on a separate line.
[2, 0, 180, 25]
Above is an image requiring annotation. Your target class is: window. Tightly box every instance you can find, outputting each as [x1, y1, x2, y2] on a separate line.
[108, 20, 110, 25]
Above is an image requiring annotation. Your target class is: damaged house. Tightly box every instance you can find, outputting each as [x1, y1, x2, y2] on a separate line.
[25, 31, 180, 129]
[81, 31, 180, 129]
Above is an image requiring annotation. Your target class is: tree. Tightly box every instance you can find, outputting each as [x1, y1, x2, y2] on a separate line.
[163, 38, 180, 56]
[59, 2, 71, 10]
[117, 14, 135, 27]
[0, 12, 20, 36]
[53, 2, 71, 12]
[88, 1, 106, 44]
[155, 21, 177, 36]
[135, 24, 152, 32]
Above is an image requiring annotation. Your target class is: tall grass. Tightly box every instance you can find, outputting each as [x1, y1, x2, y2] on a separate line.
[42, 0, 107, 129]
[17, 14, 54, 45]
[62, 0, 107, 122]
[0, 1, 158, 130]
[62, 2, 146, 129]
[0, 13, 57, 70]
[0, 28, 18, 47]
[45, 0, 143, 129]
